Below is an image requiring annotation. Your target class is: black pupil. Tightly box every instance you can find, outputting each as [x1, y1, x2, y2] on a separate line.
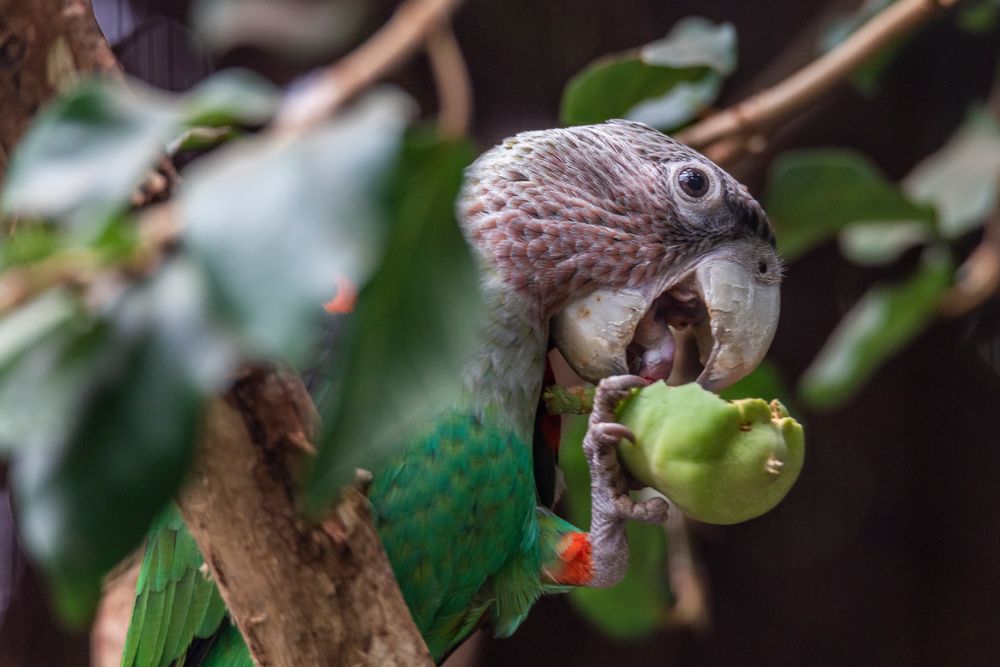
[758, 261, 768, 274]
[679, 168, 708, 197]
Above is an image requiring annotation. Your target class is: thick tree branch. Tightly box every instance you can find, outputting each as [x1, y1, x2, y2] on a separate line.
[179, 368, 431, 666]
[678, 0, 959, 163]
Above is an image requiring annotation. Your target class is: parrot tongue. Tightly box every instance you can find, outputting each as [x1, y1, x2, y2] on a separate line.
[625, 289, 705, 382]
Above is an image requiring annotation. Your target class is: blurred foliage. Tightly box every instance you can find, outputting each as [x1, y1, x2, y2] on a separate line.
[765, 107, 1000, 410]
[765, 149, 935, 262]
[0, 71, 480, 622]
[306, 129, 482, 512]
[800, 250, 953, 409]
[561, 17, 735, 131]
[903, 107, 1000, 239]
[192, 0, 367, 61]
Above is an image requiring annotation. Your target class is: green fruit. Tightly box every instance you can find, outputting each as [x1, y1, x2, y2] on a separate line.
[616, 382, 804, 525]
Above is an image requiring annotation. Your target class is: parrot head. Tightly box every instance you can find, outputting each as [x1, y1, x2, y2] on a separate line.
[460, 120, 781, 393]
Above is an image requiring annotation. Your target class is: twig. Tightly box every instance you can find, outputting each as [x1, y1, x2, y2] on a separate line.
[663, 511, 710, 631]
[274, 0, 465, 130]
[678, 0, 959, 159]
[543, 384, 595, 415]
[426, 23, 473, 138]
[939, 212, 1000, 317]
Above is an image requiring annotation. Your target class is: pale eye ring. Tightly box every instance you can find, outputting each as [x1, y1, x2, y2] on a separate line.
[678, 167, 709, 198]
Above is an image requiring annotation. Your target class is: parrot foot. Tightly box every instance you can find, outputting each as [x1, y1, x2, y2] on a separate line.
[584, 375, 670, 525]
[582, 375, 669, 588]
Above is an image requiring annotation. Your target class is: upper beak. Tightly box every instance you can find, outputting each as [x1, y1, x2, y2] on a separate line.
[551, 248, 780, 392]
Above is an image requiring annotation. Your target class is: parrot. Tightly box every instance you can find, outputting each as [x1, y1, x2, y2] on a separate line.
[120, 120, 782, 666]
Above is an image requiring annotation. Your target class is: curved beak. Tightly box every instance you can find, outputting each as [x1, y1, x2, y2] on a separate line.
[551, 249, 780, 392]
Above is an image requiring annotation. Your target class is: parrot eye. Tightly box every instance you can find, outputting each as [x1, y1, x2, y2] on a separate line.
[677, 167, 709, 198]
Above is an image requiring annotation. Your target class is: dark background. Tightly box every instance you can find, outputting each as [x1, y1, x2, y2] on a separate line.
[2, 1, 999, 664]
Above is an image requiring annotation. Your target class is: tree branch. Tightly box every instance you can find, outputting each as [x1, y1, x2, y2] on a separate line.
[427, 23, 473, 138]
[677, 0, 959, 162]
[274, 0, 465, 130]
[180, 368, 431, 666]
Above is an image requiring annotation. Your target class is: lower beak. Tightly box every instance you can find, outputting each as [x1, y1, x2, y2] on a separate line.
[551, 252, 780, 392]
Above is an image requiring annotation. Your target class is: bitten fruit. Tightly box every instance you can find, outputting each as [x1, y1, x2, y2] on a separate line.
[616, 382, 804, 524]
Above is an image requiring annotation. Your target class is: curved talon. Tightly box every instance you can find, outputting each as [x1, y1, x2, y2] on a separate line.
[594, 422, 635, 445]
[631, 497, 669, 524]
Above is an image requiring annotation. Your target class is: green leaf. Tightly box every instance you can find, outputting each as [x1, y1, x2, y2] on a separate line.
[799, 249, 953, 410]
[0, 223, 60, 268]
[306, 128, 481, 512]
[177, 69, 280, 128]
[765, 149, 935, 260]
[9, 259, 230, 625]
[0, 290, 77, 373]
[181, 89, 412, 364]
[2, 71, 281, 225]
[0, 307, 109, 452]
[193, 0, 367, 60]
[1, 79, 176, 221]
[560, 17, 736, 130]
[838, 220, 932, 266]
[560, 415, 671, 639]
[902, 107, 1000, 239]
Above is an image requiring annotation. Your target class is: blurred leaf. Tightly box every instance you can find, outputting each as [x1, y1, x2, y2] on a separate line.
[0, 223, 60, 268]
[765, 149, 934, 260]
[193, 0, 366, 60]
[799, 249, 953, 410]
[819, 0, 903, 96]
[177, 69, 280, 127]
[182, 90, 412, 365]
[9, 259, 227, 625]
[0, 290, 77, 374]
[838, 220, 932, 265]
[168, 126, 241, 155]
[560, 414, 671, 639]
[903, 107, 1000, 239]
[0, 308, 108, 452]
[2, 71, 282, 224]
[561, 17, 736, 130]
[1, 80, 175, 221]
[957, 0, 1000, 32]
[306, 129, 481, 513]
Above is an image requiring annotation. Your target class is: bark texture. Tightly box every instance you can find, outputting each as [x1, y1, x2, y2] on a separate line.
[178, 368, 432, 667]
[0, 0, 119, 181]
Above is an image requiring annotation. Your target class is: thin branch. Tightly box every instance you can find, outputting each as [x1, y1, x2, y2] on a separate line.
[678, 0, 959, 159]
[426, 23, 473, 138]
[274, 0, 465, 130]
[939, 212, 1000, 317]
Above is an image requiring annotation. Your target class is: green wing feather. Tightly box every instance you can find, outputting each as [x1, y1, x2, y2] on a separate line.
[369, 411, 544, 660]
[123, 411, 562, 665]
[121, 505, 229, 667]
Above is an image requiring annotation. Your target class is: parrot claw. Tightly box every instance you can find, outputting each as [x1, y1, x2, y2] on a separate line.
[584, 375, 667, 523]
[580, 374, 667, 587]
